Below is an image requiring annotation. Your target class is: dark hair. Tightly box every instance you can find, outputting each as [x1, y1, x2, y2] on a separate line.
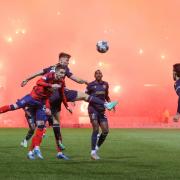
[59, 52, 71, 59]
[173, 63, 180, 77]
[55, 64, 66, 72]
[94, 69, 102, 74]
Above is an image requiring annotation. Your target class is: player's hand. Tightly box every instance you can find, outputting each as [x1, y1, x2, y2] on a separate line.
[84, 81, 89, 85]
[173, 113, 180, 122]
[52, 84, 61, 89]
[21, 80, 28, 87]
[45, 108, 51, 116]
[66, 107, 73, 114]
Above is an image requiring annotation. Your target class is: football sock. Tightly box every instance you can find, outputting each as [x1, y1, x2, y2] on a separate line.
[29, 128, 44, 151]
[53, 124, 62, 152]
[91, 131, 98, 150]
[97, 132, 109, 147]
[0, 105, 12, 113]
[25, 129, 35, 141]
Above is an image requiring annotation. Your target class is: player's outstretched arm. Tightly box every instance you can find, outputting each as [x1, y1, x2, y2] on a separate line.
[36, 74, 61, 89]
[61, 80, 73, 114]
[21, 70, 44, 87]
[69, 75, 88, 85]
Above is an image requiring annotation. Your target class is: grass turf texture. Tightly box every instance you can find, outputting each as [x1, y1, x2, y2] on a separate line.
[0, 129, 180, 180]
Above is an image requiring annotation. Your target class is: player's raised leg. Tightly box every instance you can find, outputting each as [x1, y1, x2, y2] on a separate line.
[21, 107, 36, 148]
[0, 103, 19, 113]
[0, 95, 38, 114]
[67, 91, 118, 110]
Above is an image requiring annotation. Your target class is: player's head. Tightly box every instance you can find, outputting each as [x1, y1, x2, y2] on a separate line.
[58, 52, 71, 66]
[55, 65, 66, 80]
[173, 63, 180, 81]
[94, 69, 103, 81]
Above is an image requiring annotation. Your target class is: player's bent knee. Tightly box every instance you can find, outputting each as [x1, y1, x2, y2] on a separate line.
[76, 91, 88, 101]
[10, 104, 19, 110]
[53, 119, 59, 124]
[83, 93, 89, 101]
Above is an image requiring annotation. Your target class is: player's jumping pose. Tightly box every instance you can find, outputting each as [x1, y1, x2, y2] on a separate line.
[0, 65, 71, 160]
[20, 52, 118, 152]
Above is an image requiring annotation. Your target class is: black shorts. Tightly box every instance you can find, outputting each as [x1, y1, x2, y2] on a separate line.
[88, 106, 108, 124]
[50, 89, 78, 115]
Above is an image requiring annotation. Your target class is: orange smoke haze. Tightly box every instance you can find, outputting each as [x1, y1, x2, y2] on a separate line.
[0, 0, 179, 127]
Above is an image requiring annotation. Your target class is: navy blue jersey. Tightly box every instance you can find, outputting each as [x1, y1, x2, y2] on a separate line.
[174, 79, 180, 96]
[86, 80, 110, 112]
[43, 64, 73, 78]
[174, 79, 180, 113]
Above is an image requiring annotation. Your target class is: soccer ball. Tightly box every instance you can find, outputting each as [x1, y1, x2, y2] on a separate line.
[96, 40, 109, 53]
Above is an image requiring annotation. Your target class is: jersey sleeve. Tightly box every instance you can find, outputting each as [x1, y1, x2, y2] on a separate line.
[177, 97, 180, 113]
[85, 83, 91, 95]
[42, 66, 54, 74]
[105, 82, 111, 102]
[175, 81, 180, 96]
[174, 81, 180, 113]
[65, 67, 73, 78]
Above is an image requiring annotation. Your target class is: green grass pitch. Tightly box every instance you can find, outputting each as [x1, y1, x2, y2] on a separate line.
[0, 128, 180, 180]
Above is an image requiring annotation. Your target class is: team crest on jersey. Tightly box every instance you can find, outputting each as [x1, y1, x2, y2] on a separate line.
[103, 85, 106, 89]
[50, 66, 56, 72]
[94, 85, 97, 89]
